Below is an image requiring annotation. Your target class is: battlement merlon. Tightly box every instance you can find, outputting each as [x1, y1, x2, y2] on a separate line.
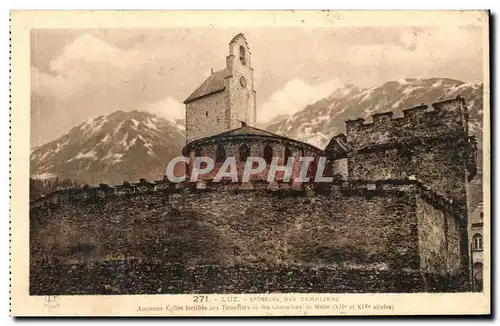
[345, 118, 365, 132]
[345, 96, 470, 151]
[372, 111, 394, 123]
[402, 104, 428, 118]
[31, 178, 467, 225]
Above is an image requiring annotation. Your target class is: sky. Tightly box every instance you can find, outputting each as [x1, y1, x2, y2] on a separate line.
[31, 26, 484, 147]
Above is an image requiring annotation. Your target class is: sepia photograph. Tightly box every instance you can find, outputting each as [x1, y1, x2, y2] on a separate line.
[10, 10, 490, 316]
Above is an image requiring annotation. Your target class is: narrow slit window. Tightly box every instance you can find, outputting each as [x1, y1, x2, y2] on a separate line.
[216, 144, 226, 163]
[239, 143, 250, 162]
[239, 45, 246, 65]
[264, 144, 273, 164]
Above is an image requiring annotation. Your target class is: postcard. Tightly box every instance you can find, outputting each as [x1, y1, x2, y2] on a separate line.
[10, 10, 490, 316]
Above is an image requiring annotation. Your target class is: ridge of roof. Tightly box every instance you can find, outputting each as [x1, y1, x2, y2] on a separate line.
[325, 135, 348, 154]
[216, 124, 278, 138]
[184, 68, 230, 104]
[182, 124, 323, 155]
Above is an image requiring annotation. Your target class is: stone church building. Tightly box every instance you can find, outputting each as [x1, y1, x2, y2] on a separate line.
[182, 34, 324, 182]
[184, 33, 257, 143]
[29, 35, 480, 294]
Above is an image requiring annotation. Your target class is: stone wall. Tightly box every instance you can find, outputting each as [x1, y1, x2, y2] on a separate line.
[349, 141, 468, 202]
[31, 262, 443, 295]
[31, 183, 420, 270]
[345, 97, 472, 203]
[416, 188, 469, 276]
[184, 137, 322, 182]
[415, 196, 448, 274]
[329, 158, 348, 179]
[348, 148, 408, 181]
[185, 91, 229, 143]
[346, 98, 468, 150]
[30, 180, 469, 292]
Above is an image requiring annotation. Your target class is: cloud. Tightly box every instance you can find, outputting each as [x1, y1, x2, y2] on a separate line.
[50, 34, 127, 72]
[31, 33, 189, 146]
[257, 78, 344, 123]
[31, 27, 483, 147]
[138, 96, 185, 121]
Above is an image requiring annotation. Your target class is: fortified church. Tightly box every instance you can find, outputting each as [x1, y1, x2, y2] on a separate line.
[182, 33, 325, 182]
[181, 33, 477, 193]
[178, 34, 479, 289]
[30, 34, 481, 294]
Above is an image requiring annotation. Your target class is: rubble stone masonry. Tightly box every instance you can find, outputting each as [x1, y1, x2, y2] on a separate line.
[30, 180, 467, 292]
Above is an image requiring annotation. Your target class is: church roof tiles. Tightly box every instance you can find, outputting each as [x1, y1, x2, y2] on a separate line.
[182, 122, 323, 155]
[217, 123, 278, 138]
[183, 68, 230, 104]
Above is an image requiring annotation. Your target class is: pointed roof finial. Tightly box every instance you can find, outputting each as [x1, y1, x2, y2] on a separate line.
[239, 120, 247, 127]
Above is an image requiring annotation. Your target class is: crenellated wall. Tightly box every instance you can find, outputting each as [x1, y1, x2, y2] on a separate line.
[30, 95, 476, 293]
[345, 97, 469, 150]
[344, 96, 475, 205]
[30, 179, 469, 290]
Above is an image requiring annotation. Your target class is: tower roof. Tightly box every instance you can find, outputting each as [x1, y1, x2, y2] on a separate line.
[184, 68, 231, 104]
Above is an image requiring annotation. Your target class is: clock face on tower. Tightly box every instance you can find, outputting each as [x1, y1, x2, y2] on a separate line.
[239, 76, 247, 87]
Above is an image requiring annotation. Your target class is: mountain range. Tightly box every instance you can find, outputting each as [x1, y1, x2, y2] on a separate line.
[267, 77, 483, 149]
[30, 77, 484, 185]
[30, 110, 185, 185]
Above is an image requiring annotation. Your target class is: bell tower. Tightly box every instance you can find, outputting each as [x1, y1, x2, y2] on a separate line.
[226, 33, 256, 128]
[184, 33, 257, 144]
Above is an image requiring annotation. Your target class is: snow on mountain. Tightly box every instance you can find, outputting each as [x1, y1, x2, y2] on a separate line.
[173, 118, 186, 131]
[257, 114, 291, 130]
[30, 78, 484, 186]
[266, 78, 484, 149]
[30, 110, 185, 185]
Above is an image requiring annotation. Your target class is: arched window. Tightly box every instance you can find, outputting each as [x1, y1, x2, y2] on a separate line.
[194, 148, 206, 169]
[473, 234, 483, 251]
[215, 144, 226, 163]
[239, 143, 250, 162]
[264, 144, 273, 164]
[284, 147, 292, 164]
[308, 156, 318, 179]
[239, 45, 246, 65]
